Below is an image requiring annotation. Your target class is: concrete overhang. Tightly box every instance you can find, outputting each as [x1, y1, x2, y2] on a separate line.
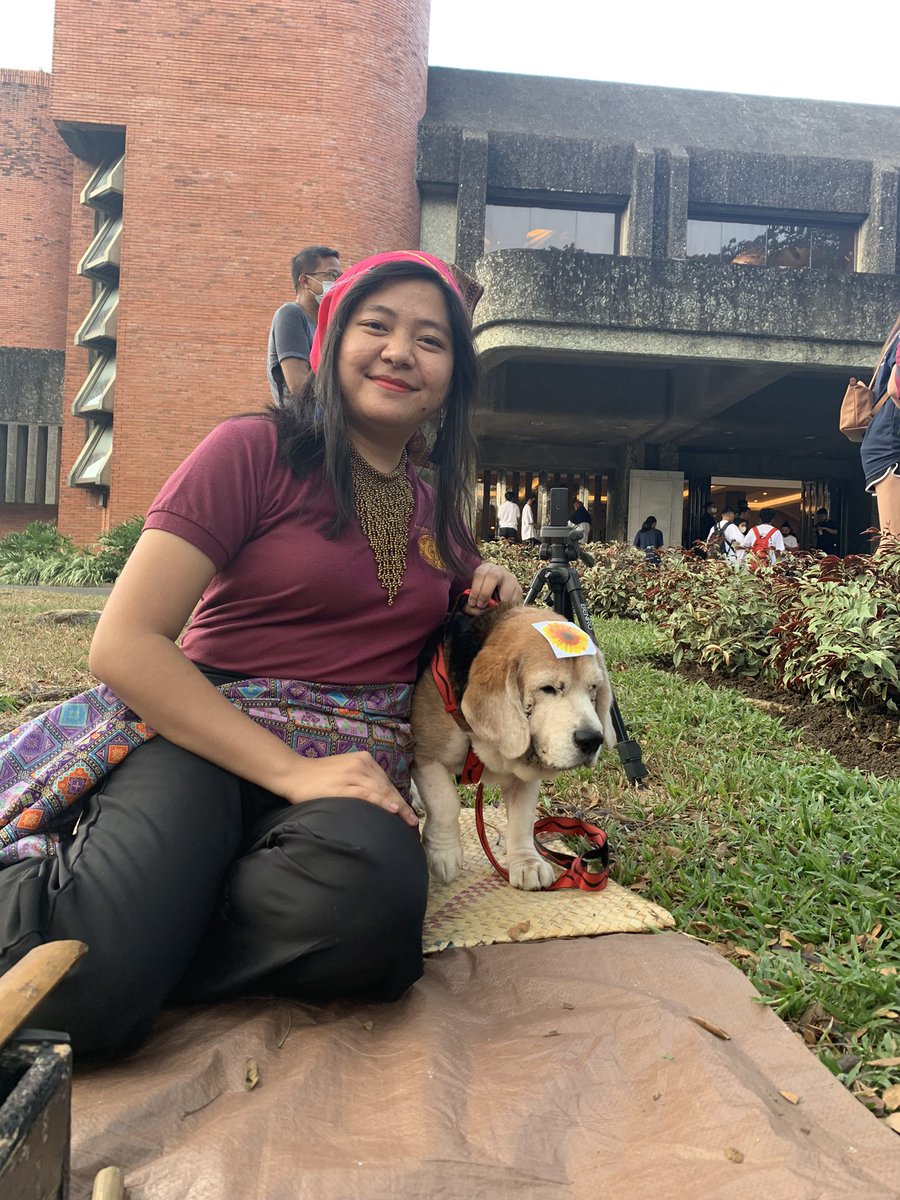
[468, 249, 900, 471]
[472, 249, 900, 371]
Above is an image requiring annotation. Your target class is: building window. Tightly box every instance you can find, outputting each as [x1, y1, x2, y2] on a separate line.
[485, 205, 617, 255]
[686, 219, 855, 272]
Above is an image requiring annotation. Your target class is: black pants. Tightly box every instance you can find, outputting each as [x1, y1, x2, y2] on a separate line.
[0, 736, 428, 1057]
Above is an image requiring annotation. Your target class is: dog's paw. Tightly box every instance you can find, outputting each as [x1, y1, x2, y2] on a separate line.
[508, 853, 556, 891]
[425, 842, 465, 884]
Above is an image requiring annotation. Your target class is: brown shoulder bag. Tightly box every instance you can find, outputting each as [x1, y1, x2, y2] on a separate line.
[840, 330, 898, 442]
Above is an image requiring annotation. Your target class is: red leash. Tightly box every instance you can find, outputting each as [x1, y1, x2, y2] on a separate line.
[428, 598, 610, 892]
[474, 784, 610, 891]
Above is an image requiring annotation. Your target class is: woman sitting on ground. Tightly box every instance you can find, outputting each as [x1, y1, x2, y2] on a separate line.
[0, 251, 521, 1057]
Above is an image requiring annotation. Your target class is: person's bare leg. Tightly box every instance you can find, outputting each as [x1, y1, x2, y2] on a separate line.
[873, 468, 900, 552]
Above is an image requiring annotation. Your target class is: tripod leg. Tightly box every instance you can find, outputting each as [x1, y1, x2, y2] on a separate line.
[608, 697, 649, 786]
[565, 576, 650, 787]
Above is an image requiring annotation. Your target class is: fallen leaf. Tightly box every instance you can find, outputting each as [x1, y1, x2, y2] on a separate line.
[731, 946, 760, 963]
[507, 920, 531, 941]
[778, 929, 800, 948]
[663, 845, 684, 859]
[868, 1057, 900, 1068]
[779, 1090, 800, 1105]
[244, 1059, 259, 1091]
[725, 1147, 744, 1163]
[878, 966, 898, 976]
[689, 1015, 731, 1040]
[882, 1084, 900, 1112]
[561, 1001, 575, 1010]
[884, 1113, 900, 1134]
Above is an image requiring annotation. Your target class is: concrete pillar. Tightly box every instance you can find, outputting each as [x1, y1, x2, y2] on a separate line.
[651, 148, 689, 260]
[4, 424, 20, 502]
[622, 148, 655, 257]
[455, 130, 488, 271]
[25, 423, 39, 503]
[45, 425, 60, 504]
[858, 164, 898, 274]
[606, 441, 645, 541]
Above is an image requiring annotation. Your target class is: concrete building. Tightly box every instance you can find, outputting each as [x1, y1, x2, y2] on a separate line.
[1, 2, 898, 551]
[0, 70, 71, 535]
[418, 70, 900, 550]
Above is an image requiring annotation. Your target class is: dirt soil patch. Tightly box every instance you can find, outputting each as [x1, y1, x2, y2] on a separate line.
[668, 660, 899, 778]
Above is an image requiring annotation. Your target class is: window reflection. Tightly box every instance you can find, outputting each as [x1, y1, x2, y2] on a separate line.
[686, 219, 854, 272]
[485, 205, 617, 255]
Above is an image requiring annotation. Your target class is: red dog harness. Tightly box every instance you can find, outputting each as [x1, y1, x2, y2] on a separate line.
[428, 600, 610, 892]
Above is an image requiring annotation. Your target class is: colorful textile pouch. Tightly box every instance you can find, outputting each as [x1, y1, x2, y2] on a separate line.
[0, 678, 412, 869]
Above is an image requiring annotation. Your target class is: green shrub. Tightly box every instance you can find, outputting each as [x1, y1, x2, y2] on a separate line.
[0, 516, 145, 587]
[0, 522, 79, 584]
[481, 536, 899, 713]
[768, 546, 900, 710]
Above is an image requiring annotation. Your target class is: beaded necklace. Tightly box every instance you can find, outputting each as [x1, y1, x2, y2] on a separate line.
[349, 446, 414, 605]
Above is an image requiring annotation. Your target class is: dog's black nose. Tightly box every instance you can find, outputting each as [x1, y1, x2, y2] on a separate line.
[574, 729, 603, 756]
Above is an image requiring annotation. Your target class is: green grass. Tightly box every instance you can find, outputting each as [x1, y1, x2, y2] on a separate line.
[538, 618, 900, 1114]
[1, 593, 897, 1112]
[0, 587, 103, 700]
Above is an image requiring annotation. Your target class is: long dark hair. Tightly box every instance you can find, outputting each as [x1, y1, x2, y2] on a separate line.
[268, 259, 480, 578]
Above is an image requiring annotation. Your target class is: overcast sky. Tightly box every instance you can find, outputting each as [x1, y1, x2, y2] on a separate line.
[3, 0, 897, 109]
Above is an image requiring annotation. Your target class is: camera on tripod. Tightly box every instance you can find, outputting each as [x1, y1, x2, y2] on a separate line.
[539, 488, 594, 568]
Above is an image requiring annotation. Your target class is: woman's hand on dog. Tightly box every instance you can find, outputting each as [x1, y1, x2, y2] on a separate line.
[463, 562, 522, 614]
[280, 753, 419, 826]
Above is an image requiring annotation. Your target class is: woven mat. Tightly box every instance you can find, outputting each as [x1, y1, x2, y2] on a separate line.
[422, 808, 674, 954]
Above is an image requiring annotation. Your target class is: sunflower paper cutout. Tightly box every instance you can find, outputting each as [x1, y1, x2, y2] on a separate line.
[533, 621, 597, 659]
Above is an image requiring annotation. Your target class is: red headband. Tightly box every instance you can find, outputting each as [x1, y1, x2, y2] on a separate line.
[309, 250, 462, 372]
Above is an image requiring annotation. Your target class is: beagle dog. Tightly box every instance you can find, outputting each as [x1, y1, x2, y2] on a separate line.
[411, 605, 616, 890]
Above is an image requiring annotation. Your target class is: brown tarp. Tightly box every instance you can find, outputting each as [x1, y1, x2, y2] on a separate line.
[71, 933, 900, 1199]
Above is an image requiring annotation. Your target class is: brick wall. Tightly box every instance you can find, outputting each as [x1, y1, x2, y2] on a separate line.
[0, 71, 72, 352]
[52, 0, 431, 537]
[0, 503, 58, 539]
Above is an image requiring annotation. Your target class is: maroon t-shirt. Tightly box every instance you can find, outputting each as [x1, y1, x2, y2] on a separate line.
[145, 417, 475, 683]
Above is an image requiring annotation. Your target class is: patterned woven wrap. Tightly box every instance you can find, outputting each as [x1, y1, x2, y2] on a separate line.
[0, 678, 412, 869]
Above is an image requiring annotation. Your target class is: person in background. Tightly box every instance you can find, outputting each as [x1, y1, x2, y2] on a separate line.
[813, 508, 840, 556]
[569, 499, 592, 543]
[857, 313, 900, 549]
[497, 490, 520, 541]
[521, 495, 538, 545]
[708, 506, 742, 563]
[734, 519, 750, 566]
[633, 515, 663, 564]
[780, 522, 799, 550]
[693, 500, 718, 558]
[267, 245, 342, 402]
[743, 508, 785, 566]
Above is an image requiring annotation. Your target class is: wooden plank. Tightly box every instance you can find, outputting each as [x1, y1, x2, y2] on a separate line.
[0, 941, 88, 1048]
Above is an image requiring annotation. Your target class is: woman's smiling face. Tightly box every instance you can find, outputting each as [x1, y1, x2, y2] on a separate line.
[337, 277, 454, 448]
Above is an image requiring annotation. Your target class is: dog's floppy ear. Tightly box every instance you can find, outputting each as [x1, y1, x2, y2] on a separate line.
[460, 644, 531, 759]
[595, 651, 618, 753]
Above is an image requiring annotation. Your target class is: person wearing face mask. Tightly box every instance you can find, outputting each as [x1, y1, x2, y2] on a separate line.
[267, 245, 342, 402]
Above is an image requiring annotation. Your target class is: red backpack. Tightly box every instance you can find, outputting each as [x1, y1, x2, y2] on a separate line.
[748, 525, 778, 569]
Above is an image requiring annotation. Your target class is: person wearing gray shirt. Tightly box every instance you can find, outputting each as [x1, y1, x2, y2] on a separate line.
[267, 245, 341, 402]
